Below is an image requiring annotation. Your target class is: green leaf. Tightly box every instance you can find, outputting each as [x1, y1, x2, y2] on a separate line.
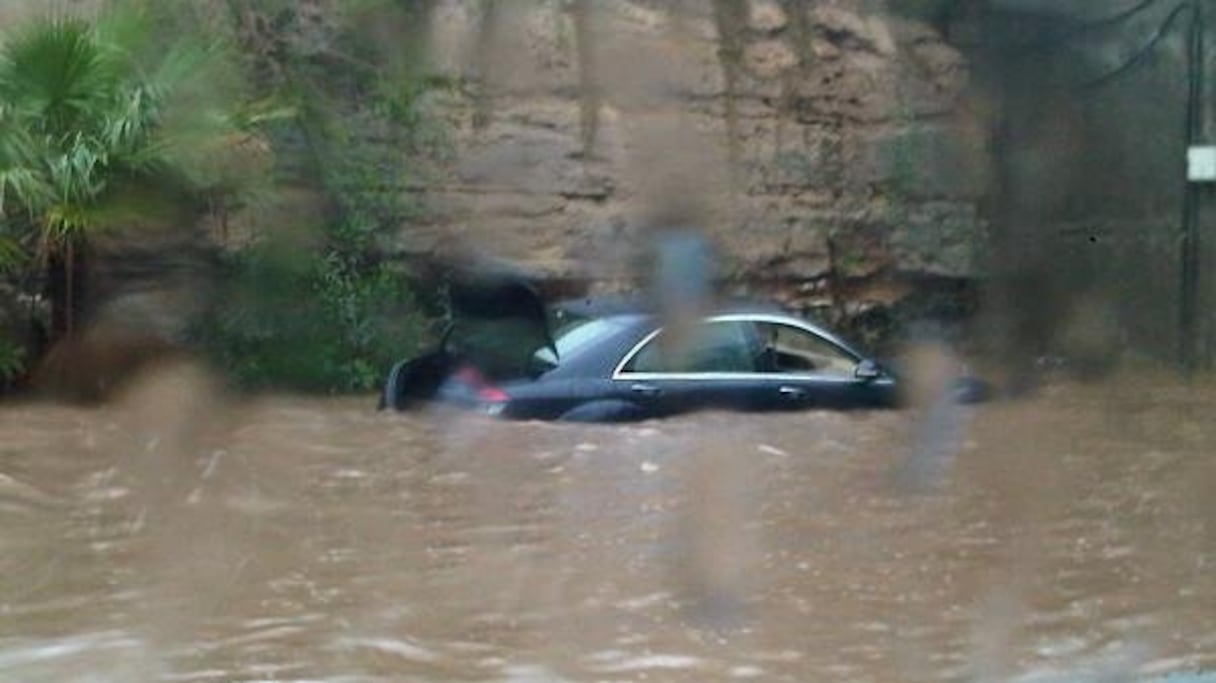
[0, 166, 50, 216]
[230, 96, 298, 131]
[0, 339, 24, 381]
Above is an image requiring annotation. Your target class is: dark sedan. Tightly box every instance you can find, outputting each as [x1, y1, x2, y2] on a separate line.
[380, 282, 929, 421]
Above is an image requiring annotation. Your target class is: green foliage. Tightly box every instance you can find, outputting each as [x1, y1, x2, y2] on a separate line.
[193, 243, 426, 393]
[194, 102, 432, 393]
[0, 232, 24, 273]
[0, 4, 261, 344]
[0, 337, 23, 381]
[0, 2, 442, 394]
[1, 2, 265, 217]
[188, 1, 444, 394]
[0, 13, 213, 241]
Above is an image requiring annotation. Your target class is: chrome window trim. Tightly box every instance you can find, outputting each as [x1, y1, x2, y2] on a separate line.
[613, 328, 662, 378]
[611, 313, 864, 381]
[618, 371, 860, 383]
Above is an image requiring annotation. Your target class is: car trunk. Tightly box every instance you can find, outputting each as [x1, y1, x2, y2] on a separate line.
[381, 273, 556, 411]
[443, 274, 555, 382]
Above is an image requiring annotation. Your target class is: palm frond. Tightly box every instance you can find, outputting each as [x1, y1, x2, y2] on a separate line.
[101, 84, 156, 152]
[0, 17, 119, 135]
[0, 166, 50, 217]
[42, 201, 92, 244]
[0, 108, 52, 215]
[0, 5, 255, 246]
[46, 138, 107, 203]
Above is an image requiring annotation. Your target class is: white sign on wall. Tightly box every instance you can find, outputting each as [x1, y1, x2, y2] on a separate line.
[1187, 146, 1216, 182]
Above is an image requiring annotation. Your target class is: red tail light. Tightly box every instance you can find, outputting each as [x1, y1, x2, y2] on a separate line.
[476, 386, 509, 402]
[454, 365, 508, 403]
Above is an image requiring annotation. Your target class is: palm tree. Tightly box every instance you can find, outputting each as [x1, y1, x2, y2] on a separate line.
[0, 8, 250, 338]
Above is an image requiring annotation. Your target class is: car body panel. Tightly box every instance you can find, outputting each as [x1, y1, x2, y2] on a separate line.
[381, 289, 919, 421]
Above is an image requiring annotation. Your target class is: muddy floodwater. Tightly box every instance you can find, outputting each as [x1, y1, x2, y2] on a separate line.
[1, 366, 1213, 682]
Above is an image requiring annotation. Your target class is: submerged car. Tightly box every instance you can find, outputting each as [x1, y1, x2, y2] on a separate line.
[380, 276, 986, 421]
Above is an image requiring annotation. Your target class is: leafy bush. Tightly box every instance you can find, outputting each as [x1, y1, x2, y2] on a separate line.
[194, 106, 434, 393]
[193, 96, 437, 393]
[173, 0, 449, 393]
[0, 337, 23, 382]
[193, 243, 427, 393]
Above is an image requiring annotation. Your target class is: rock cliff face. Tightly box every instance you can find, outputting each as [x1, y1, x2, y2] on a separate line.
[405, 0, 991, 337]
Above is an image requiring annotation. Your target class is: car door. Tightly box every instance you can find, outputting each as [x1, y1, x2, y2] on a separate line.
[611, 319, 765, 416]
[749, 320, 896, 409]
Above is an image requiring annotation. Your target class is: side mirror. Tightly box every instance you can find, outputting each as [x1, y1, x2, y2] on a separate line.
[854, 359, 882, 381]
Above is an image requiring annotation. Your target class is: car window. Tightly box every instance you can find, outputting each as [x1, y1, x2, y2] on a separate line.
[753, 322, 858, 377]
[623, 320, 758, 374]
[532, 315, 617, 367]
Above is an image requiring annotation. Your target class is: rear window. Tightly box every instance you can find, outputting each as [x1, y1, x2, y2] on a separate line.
[532, 315, 620, 369]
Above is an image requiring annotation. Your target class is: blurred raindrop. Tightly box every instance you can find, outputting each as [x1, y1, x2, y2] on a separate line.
[895, 338, 972, 493]
[651, 229, 714, 320]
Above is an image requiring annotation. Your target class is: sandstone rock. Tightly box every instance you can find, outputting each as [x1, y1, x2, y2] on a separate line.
[744, 39, 798, 79]
[909, 39, 966, 83]
[748, 0, 787, 34]
[811, 6, 897, 57]
[810, 37, 841, 60]
[865, 16, 899, 57]
[827, 225, 890, 279]
[889, 202, 985, 278]
[401, 0, 988, 333]
[855, 123, 989, 199]
[766, 138, 843, 190]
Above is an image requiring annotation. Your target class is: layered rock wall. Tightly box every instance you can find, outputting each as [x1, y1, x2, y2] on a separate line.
[405, 0, 991, 332]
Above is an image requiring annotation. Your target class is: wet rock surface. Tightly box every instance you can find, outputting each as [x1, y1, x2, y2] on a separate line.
[406, 0, 989, 323]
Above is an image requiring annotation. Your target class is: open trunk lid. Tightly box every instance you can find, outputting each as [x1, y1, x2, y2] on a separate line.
[443, 273, 556, 381]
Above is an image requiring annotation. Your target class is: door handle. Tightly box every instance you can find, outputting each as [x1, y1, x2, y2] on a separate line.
[630, 383, 661, 397]
[779, 385, 807, 399]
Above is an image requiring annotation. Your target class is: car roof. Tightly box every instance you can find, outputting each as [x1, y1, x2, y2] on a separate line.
[553, 295, 788, 319]
[551, 295, 870, 362]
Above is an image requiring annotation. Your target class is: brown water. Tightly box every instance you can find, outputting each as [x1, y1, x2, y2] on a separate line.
[1, 365, 1213, 683]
